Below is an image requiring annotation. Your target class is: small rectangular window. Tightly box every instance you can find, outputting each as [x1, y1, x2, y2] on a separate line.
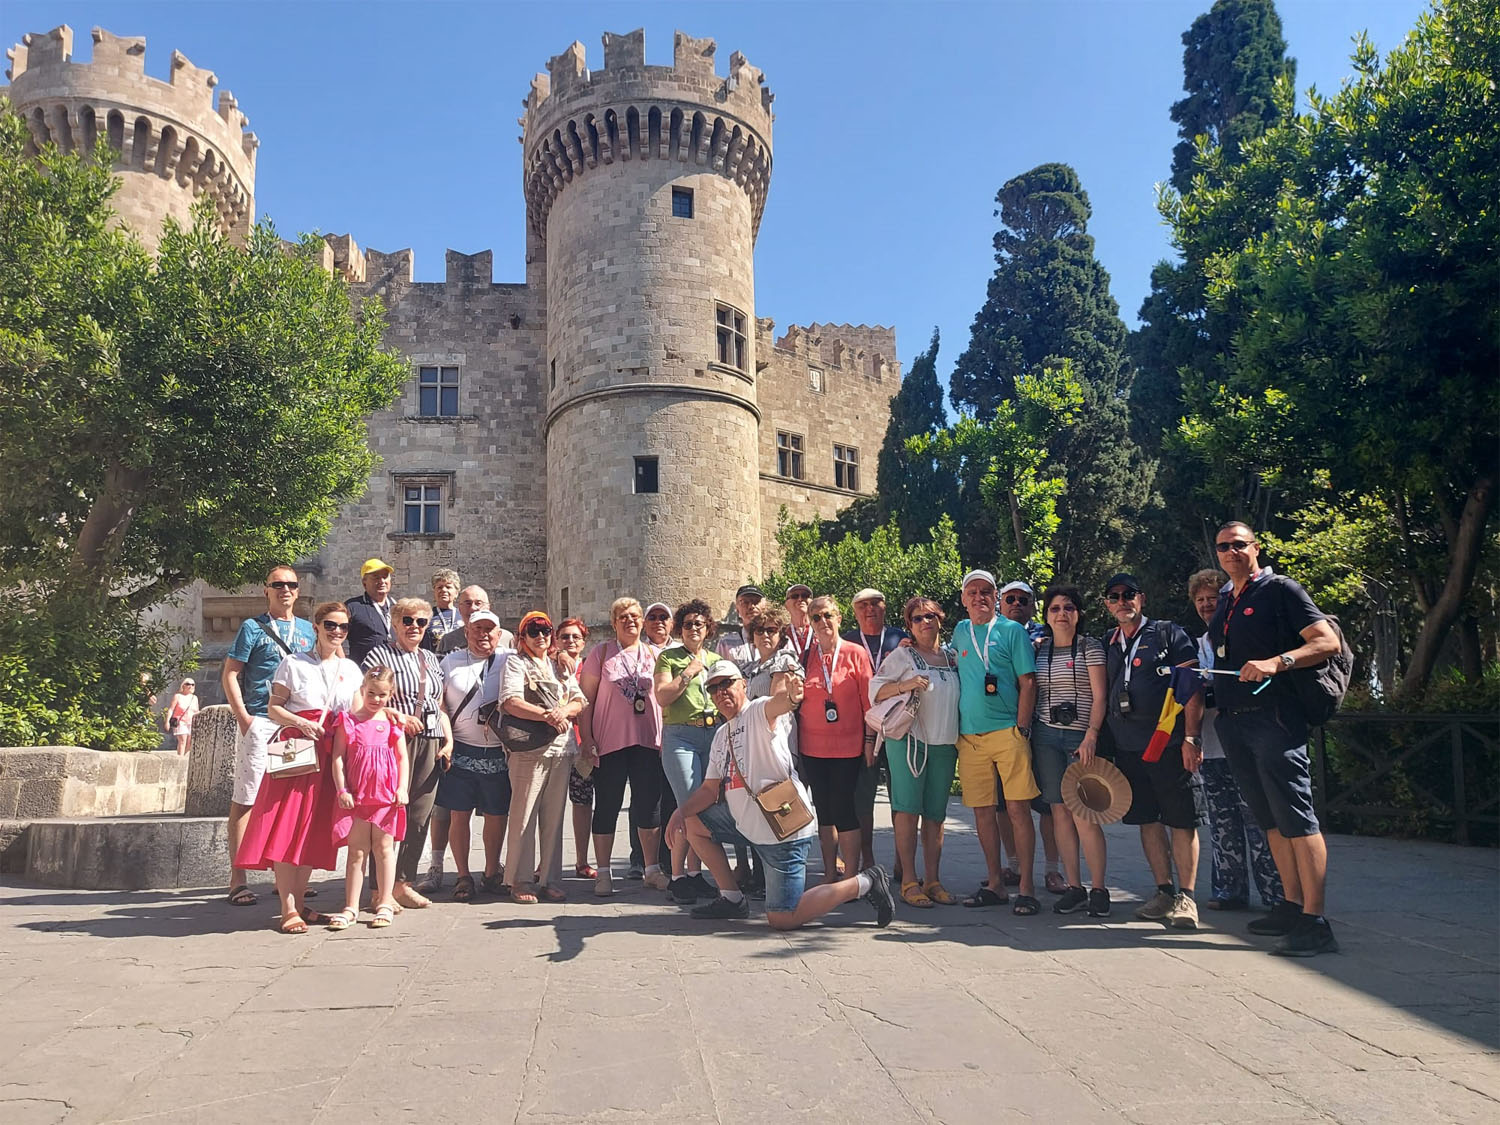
[560, 586, 569, 618]
[809, 368, 824, 394]
[672, 187, 694, 218]
[418, 365, 460, 416]
[834, 444, 860, 491]
[776, 431, 805, 480]
[550, 358, 557, 389]
[403, 483, 443, 533]
[634, 456, 659, 494]
[716, 304, 747, 372]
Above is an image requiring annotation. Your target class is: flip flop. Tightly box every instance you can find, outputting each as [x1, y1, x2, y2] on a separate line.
[900, 881, 934, 908]
[962, 885, 1008, 908]
[227, 885, 256, 906]
[1013, 894, 1041, 916]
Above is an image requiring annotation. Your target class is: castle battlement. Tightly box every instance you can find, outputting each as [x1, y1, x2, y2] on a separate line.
[771, 322, 900, 382]
[520, 29, 773, 240]
[4, 25, 257, 243]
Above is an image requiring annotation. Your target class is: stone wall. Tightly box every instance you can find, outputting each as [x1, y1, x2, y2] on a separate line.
[0, 747, 188, 819]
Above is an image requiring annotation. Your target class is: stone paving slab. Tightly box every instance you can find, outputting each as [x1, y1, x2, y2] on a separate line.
[0, 798, 1496, 1124]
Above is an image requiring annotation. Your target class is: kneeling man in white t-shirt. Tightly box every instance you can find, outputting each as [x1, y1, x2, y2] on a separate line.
[667, 662, 895, 930]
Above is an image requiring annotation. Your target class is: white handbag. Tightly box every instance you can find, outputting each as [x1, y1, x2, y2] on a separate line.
[865, 690, 919, 740]
[266, 708, 326, 778]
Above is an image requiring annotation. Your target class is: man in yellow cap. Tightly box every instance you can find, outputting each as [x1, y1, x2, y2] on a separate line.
[346, 558, 396, 665]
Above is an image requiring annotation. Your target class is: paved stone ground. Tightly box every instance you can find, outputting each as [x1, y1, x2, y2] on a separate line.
[1, 797, 1496, 1124]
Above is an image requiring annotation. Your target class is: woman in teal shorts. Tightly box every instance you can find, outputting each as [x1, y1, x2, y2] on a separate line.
[869, 596, 960, 908]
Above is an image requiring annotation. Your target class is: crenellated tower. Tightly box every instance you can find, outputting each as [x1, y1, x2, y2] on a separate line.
[522, 29, 775, 622]
[5, 25, 257, 249]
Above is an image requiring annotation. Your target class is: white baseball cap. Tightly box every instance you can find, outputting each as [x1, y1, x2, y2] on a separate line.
[961, 569, 998, 591]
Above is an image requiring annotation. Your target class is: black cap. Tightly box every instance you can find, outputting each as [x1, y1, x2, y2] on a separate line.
[735, 584, 764, 601]
[1104, 572, 1141, 594]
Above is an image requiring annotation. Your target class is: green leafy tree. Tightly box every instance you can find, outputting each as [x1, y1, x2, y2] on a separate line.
[762, 511, 964, 624]
[950, 163, 1153, 592]
[1163, 0, 1500, 696]
[913, 364, 1084, 588]
[0, 107, 407, 745]
[871, 329, 958, 544]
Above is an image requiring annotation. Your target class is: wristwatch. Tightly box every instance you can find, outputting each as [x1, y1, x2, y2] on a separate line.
[1279, 653, 1296, 671]
[1184, 735, 1202, 747]
[1017, 725, 1032, 740]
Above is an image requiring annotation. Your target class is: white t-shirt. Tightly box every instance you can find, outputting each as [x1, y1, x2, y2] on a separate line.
[706, 697, 818, 846]
[271, 653, 362, 716]
[716, 630, 756, 665]
[441, 647, 511, 747]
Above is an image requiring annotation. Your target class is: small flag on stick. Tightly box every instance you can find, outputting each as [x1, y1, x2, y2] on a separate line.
[1143, 665, 1204, 762]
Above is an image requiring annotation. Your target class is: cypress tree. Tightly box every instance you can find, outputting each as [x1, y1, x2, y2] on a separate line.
[873, 329, 957, 544]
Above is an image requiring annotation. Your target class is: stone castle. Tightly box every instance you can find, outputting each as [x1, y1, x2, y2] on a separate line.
[4, 24, 898, 650]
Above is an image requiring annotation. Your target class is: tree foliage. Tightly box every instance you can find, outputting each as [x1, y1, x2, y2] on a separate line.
[950, 163, 1153, 591]
[762, 511, 964, 624]
[1162, 0, 1500, 696]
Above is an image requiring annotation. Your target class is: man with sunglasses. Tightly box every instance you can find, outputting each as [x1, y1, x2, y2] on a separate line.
[222, 565, 316, 906]
[346, 558, 397, 665]
[1206, 521, 1341, 957]
[364, 596, 451, 910]
[1102, 572, 1205, 931]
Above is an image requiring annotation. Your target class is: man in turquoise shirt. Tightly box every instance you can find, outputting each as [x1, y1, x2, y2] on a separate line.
[954, 568, 1042, 915]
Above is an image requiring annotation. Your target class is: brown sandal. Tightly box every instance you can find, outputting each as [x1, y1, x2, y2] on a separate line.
[453, 875, 476, 902]
[900, 881, 934, 909]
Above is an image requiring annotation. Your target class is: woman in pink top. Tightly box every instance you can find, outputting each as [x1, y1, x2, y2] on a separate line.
[798, 595, 875, 882]
[579, 597, 668, 896]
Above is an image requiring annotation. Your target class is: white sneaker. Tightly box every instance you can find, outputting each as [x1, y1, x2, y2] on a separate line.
[594, 871, 613, 897]
[415, 865, 444, 893]
[641, 869, 670, 891]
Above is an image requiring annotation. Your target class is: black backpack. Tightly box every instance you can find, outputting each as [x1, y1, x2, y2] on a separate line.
[1272, 577, 1353, 726]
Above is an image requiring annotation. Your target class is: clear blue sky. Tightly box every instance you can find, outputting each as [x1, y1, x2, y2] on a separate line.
[3, 0, 1430, 393]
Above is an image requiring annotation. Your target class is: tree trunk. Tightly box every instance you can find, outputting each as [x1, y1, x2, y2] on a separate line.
[1008, 489, 1029, 562]
[1399, 475, 1496, 698]
[1459, 614, 1483, 685]
[69, 460, 150, 598]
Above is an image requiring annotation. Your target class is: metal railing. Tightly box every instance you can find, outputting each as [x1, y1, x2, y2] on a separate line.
[1313, 712, 1500, 846]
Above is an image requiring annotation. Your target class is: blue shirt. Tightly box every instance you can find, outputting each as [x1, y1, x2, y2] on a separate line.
[226, 613, 316, 716]
[954, 615, 1036, 735]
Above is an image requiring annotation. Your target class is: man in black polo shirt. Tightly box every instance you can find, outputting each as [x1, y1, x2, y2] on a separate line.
[1102, 572, 1205, 931]
[1208, 521, 1341, 957]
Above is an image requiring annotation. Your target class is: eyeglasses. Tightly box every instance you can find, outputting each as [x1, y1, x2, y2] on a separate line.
[680, 619, 708, 630]
[751, 626, 780, 635]
[400, 616, 430, 627]
[268, 580, 299, 590]
[910, 612, 941, 625]
[617, 613, 642, 623]
[321, 621, 351, 632]
[811, 612, 837, 622]
[1046, 605, 1078, 615]
[524, 624, 553, 638]
[1003, 594, 1032, 606]
[558, 633, 583, 644]
[646, 613, 670, 622]
[1215, 539, 1254, 553]
[1104, 591, 1139, 604]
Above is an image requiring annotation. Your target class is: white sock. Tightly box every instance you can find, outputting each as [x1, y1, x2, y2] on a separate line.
[644, 864, 662, 876]
[855, 872, 873, 896]
[721, 888, 745, 903]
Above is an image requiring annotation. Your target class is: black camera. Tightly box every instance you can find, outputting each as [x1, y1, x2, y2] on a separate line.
[1050, 701, 1078, 726]
[1203, 683, 1217, 711]
[1116, 691, 1133, 716]
[476, 701, 498, 726]
[422, 707, 443, 739]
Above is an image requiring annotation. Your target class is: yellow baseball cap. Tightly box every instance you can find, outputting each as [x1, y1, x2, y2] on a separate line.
[360, 558, 394, 577]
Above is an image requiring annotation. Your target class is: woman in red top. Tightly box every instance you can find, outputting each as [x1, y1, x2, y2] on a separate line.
[798, 595, 875, 882]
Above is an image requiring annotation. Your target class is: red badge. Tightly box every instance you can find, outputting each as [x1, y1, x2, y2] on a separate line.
[1132, 657, 1142, 667]
[961, 650, 969, 657]
[1243, 607, 1255, 616]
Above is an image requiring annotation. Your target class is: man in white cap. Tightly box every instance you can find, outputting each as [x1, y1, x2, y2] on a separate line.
[668, 661, 895, 929]
[844, 588, 908, 870]
[1000, 580, 1045, 643]
[346, 558, 396, 665]
[953, 568, 1042, 915]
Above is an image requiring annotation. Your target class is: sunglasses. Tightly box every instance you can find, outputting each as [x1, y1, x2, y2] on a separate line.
[811, 612, 837, 622]
[1104, 591, 1139, 604]
[751, 626, 780, 635]
[524, 624, 553, 638]
[400, 615, 430, 627]
[909, 612, 941, 625]
[1003, 594, 1032, 606]
[1215, 539, 1255, 553]
[680, 619, 708, 630]
[646, 613, 670, 622]
[268, 580, 299, 590]
[707, 680, 738, 696]
[1046, 605, 1079, 614]
[321, 621, 350, 632]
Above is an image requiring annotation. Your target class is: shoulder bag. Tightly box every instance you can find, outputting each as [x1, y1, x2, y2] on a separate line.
[865, 650, 924, 739]
[491, 658, 563, 753]
[724, 717, 814, 841]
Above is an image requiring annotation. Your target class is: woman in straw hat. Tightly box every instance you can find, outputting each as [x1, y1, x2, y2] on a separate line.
[1034, 584, 1112, 918]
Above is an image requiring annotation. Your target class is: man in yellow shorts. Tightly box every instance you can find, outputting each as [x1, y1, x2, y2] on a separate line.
[954, 569, 1042, 915]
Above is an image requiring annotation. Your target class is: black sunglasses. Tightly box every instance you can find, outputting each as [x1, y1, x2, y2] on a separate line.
[751, 626, 780, 635]
[268, 580, 299, 590]
[1003, 594, 1032, 606]
[1215, 539, 1254, 553]
[1105, 591, 1139, 604]
[646, 613, 670, 622]
[811, 611, 837, 622]
[910, 612, 941, 625]
[401, 615, 430, 627]
[321, 621, 350, 632]
[524, 624, 553, 638]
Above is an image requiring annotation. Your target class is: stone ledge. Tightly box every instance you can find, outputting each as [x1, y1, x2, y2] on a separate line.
[23, 815, 230, 890]
[0, 748, 188, 818]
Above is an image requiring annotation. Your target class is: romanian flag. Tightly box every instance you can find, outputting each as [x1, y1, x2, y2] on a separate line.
[1143, 665, 1204, 762]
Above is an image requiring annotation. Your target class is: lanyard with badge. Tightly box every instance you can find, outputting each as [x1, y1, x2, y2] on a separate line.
[789, 624, 813, 659]
[619, 641, 653, 714]
[818, 641, 843, 722]
[1114, 619, 1152, 715]
[860, 627, 889, 674]
[965, 619, 1000, 696]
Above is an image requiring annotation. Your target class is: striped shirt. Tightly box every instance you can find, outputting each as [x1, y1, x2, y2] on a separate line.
[1035, 635, 1105, 731]
[362, 642, 444, 718]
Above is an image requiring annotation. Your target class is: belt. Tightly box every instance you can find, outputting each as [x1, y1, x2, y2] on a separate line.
[680, 714, 719, 728]
[1220, 706, 1270, 715]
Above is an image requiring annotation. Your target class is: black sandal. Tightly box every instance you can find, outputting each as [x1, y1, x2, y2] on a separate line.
[1013, 894, 1041, 916]
[453, 874, 476, 902]
[228, 885, 256, 907]
[962, 885, 1009, 908]
[480, 872, 509, 896]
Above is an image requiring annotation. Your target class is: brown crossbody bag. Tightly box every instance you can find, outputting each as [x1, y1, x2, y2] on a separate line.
[724, 718, 814, 841]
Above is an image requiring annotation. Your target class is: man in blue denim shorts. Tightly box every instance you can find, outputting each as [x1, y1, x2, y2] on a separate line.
[668, 663, 895, 930]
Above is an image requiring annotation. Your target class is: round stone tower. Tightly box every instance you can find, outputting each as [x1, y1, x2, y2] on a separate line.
[5, 25, 257, 249]
[522, 29, 773, 624]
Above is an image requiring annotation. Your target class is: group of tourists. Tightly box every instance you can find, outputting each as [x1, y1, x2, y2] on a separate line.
[220, 519, 1342, 956]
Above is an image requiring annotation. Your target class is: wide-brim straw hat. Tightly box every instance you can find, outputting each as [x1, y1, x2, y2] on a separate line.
[1062, 758, 1133, 825]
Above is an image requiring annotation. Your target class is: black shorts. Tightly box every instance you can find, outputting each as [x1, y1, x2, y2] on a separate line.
[1215, 707, 1320, 838]
[435, 743, 511, 816]
[1117, 745, 1206, 830]
[800, 755, 862, 832]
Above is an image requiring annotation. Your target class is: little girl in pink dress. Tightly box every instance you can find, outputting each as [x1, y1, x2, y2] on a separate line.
[329, 667, 409, 929]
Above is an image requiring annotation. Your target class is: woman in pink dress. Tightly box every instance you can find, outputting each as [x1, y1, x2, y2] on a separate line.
[329, 667, 410, 930]
[234, 601, 363, 934]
